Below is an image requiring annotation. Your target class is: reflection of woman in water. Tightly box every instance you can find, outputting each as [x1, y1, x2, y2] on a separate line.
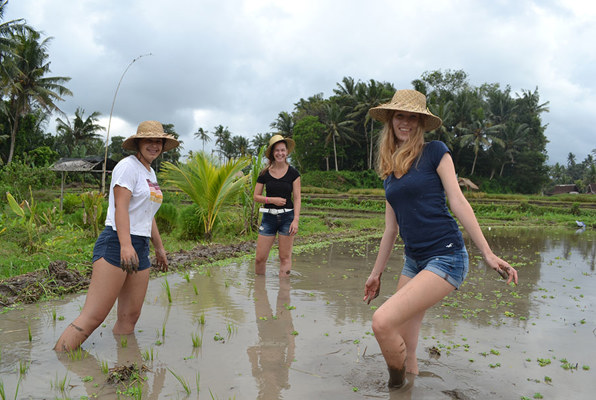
[247, 276, 295, 398]
[363, 90, 518, 388]
[55, 121, 178, 351]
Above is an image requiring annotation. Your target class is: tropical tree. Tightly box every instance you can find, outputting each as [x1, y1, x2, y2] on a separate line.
[213, 124, 232, 161]
[458, 107, 504, 175]
[159, 152, 250, 240]
[231, 135, 250, 158]
[494, 122, 528, 177]
[322, 102, 355, 171]
[193, 127, 210, 151]
[250, 133, 271, 155]
[270, 111, 294, 137]
[54, 107, 105, 156]
[2, 29, 72, 164]
[157, 123, 183, 171]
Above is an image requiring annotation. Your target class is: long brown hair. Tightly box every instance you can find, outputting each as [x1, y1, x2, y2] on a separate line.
[376, 114, 425, 179]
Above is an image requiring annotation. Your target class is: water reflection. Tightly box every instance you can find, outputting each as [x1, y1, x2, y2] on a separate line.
[247, 276, 295, 399]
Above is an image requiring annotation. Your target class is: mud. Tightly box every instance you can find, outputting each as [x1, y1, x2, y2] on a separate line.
[0, 227, 594, 399]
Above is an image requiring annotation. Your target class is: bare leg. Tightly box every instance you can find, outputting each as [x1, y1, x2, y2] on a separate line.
[372, 271, 455, 387]
[277, 234, 295, 277]
[54, 258, 128, 351]
[255, 234, 276, 275]
[113, 268, 150, 335]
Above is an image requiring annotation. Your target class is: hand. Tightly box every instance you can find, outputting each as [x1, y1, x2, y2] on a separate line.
[288, 219, 299, 235]
[485, 253, 518, 285]
[155, 248, 169, 272]
[363, 272, 382, 304]
[271, 197, 287, 207]
[120, 245, 139, 274]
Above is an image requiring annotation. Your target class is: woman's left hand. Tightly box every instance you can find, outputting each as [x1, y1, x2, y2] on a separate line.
[155, 248, 169, 272]
[485, 253, 518, 285]
[288, 219, 299, 235]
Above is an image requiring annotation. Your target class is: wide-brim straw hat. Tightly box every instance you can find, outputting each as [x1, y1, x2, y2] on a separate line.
[369, 89, 442, 132]
[122, 120, 180, 152]
[265, 134, 295, 158]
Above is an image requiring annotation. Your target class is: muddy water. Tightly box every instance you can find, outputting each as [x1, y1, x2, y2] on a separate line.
[0, 227, 595, 399]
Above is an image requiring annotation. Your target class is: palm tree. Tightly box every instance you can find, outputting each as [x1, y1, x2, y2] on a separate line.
[495, 122, 528, 177]
[213, 124, 232, 161]
[159, 152, 250, 240]
[55, 107, 105, 156]
[270, 111, 294, 137]
[194, 127, 210, 151]
[2, 29, 72, 164]
[458, 107, 504, 175]
[322, 102, 354, 171]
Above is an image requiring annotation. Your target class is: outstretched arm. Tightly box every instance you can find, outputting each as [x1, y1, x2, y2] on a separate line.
[364, 201, 399, 303]
[437, 153, 518, 285]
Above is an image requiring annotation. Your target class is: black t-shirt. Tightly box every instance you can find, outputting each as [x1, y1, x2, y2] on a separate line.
[257, 165, 300, 209]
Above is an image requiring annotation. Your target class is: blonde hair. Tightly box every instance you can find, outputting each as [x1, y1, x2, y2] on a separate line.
[376, 115, 425, 179]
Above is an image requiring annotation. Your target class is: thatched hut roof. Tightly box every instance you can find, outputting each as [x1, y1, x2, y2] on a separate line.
[50, 156, 117, 173]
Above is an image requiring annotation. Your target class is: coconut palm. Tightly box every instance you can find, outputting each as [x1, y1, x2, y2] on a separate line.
[458, 107, 504, 175]
[322, 102, 355, 171]
[159, 152, 250, 240]
[495, 122, 529, 177]
[193, 127, 210, 151]
[55, 107, 105, 156]
[270, 111, 294, 137]
[2, 29, 72, 164]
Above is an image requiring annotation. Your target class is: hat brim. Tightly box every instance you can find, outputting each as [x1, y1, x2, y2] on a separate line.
[369, 107, 442, 132]
[122, 136, 180, 152]
[266, 137, 295, 158]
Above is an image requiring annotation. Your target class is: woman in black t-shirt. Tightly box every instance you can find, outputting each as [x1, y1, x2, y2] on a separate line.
[253, 135, 301, 277]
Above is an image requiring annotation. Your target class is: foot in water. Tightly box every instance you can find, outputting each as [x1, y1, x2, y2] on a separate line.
[388, 366, 406, 388]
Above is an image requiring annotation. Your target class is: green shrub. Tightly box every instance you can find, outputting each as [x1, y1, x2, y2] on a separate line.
[177, 204, 205, 240]
[0, 161, 58, 200]
[301, 170, 382, 191]
[62, 193, 82, 214]
[156, 202, 178, 234]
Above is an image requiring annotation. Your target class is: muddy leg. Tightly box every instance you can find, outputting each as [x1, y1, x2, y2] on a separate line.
[255, 235, 276, 275]
[277, 234, 294, 277]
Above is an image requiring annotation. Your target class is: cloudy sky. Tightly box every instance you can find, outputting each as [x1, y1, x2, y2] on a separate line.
[4, 0, 595, 165]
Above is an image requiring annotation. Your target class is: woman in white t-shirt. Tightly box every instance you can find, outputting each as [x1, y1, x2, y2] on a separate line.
[55, 121, 179, 351]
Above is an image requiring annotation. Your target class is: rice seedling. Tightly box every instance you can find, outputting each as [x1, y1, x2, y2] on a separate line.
[0, 379, 5, 400]
[100, 360, 109, 375]
[142, 347, 155, 361]
[168, 368, 191, 395]
[162, 278, 172, 303]
[191, 332, 202, 348]
[183, 271, 191, 283]
[52, 308, 57, 321]
[51, 373, 70, 396]
[67, 347, 89, 361]
[197, 313, 205, 325]
[196, 372, 200, 394]
[193, 283, 199, 295]
[120, 335, 128, 348]
[226, 322, 237, 336]
[162, 321, 166, 338]
[18, 360, 30, 376]
[27, 324, 32, 342]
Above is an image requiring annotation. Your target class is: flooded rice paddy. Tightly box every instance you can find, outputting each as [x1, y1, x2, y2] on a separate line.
[0, 227, 595, 399]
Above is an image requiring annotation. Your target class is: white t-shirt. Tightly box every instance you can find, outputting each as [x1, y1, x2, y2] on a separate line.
[105, 155, 163, 237]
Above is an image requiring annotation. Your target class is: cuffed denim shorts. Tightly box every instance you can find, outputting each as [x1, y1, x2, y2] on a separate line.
[92, 226, 151, 271]
[402, 246, 469, 289]
[258, 210, 294, 236]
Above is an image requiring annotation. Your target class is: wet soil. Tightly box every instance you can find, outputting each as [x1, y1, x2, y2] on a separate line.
[0, 227, 594, 399]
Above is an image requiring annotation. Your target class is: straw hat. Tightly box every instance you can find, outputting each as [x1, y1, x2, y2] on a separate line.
[265, 134, 295, 158]
[122, 120, 180, 152]
[369, 89, 442, 132]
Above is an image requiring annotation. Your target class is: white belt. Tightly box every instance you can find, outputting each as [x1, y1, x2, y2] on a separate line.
[259, 208, 293, 215]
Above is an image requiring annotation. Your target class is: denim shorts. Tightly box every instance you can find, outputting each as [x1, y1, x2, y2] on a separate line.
[402, 246, 469, 289]
[92, 226, 151, 271]
[258, 210, 294, 236]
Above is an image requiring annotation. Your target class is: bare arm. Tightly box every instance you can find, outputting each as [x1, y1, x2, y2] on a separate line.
[253, 181, 286, 207]
[363, 201, 399, 303]
[437, 153, 518, 285]
[113, 185, 138, 273]
[151, 217, 168, 272]
[289, 177, 301, 235]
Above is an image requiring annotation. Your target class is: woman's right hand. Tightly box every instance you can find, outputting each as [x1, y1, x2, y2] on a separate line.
[120, 244, 139, 273]
[270, 197, 286, 207]
[363, 273, 382, 304]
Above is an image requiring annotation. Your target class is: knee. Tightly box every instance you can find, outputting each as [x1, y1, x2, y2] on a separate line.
[279, 254, 292, 265]
[372, 311, 394, 339]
